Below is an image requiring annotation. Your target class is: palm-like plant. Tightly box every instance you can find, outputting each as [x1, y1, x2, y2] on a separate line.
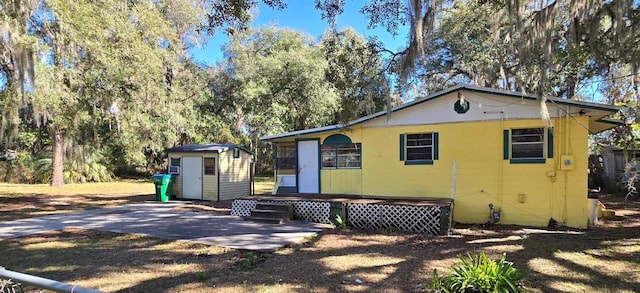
[431, 252, 525, 293]
[31, 150, 113, 184]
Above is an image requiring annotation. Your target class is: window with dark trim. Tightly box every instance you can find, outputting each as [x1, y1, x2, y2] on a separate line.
[169, 157, 181, 174]
[400, 132, 439, 165]
[504, 127, 552, 164]
[407, 133, 433, 160]
[322, 143, 361, 169]
[276, 144, 296, 169]
[170, 158, 181, 167]
[204, 157, 216, 175]
[511, 128, 544, 159]
[233, 148, 240, 158]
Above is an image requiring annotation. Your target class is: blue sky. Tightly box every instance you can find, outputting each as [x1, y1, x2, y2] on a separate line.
[188, 1, 409, 65]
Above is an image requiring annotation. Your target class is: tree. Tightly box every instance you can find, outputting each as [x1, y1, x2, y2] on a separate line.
[1, 0, 292, 183]
[213, 26, 340, 173]
[320, 28, 392, 123]
[222, 26, 339, 134]
[0, 0, 37, 148]
[315, 0, 639, 99]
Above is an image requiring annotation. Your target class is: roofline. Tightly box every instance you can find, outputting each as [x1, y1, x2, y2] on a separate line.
[166, 144, 254, 155]
[596, 118, 624, 126]
[351, 85, 621, 125]
[260, 125, 346, 142]
[260, 85, 621, 142]
[464, 85, 621, 111]
[590, 118, 624, 134]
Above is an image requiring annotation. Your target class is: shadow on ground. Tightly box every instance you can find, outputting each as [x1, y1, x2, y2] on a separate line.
[0, 197, 638, 292]
[0, 193, 155, 221]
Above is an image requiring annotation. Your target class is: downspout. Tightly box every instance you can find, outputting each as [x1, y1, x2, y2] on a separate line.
[450, 160, 457, 221]
[563, 109, 571, 223]
[550, 112, 561, 217]
[565, 109, 570, 156]
[499, 112, 505, 209]
[273, 143, 279, 194]
[217, 152, 221, 202]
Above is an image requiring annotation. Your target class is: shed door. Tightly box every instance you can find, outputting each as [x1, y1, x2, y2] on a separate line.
[297, 140, 319, 193]
[182, 157, 203, 199]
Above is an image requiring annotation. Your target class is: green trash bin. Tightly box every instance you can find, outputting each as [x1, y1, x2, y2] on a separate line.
[167, 175, 176, 199]
[152, 174, 171, 202]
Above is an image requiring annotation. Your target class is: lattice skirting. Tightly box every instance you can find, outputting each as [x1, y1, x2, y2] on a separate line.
[231, 199, 331, 223]
[231, 200, 256, 217]
[348, 203, 443, 235]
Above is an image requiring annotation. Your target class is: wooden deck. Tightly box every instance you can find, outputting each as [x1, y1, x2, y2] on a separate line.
[233, 194, 453, 235]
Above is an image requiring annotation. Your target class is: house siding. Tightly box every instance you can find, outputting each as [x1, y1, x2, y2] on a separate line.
[202, 155, 219, 201]
[321, 169, 363, 194]
[218, 150, 252, 200]
[282, 115, 590, 228]
[167, 152, 218, 200]
[314, 129, 364, 194]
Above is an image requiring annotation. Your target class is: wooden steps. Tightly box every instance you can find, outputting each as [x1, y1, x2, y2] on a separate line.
[597, 201, 616, 218]
[243, 203, 293, 224]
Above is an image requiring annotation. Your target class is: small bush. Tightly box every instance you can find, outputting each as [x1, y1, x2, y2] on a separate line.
[194, 271, 208, 281]
[239, 252, 260, 270]
[431, 252, 524, 293]
[333, 215, 347, 228]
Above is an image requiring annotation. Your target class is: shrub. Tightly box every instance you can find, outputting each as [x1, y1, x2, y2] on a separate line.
[333, 215, 347, 228]
[31, 155, 113, 184]
[431, 252, 524, 293]
[32, 158, 53, 183]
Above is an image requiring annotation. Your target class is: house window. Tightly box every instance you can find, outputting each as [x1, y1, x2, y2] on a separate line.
[400, 132, 439, 165]
[204, 157, 216, 175]
[406, 133, 433, 161]
[321, 145, 336, 168]
[233, 148, 240, 158]
[505, 127, 551, 163]
[322, 143, 361, 169]
[168, 157, 181, 174]
[276, 144, 296, 169]
[170, 158, 180, 167]
[511, 128, 544, 159]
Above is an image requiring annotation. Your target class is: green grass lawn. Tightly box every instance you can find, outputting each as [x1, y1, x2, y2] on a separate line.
[0, 179, 275, 221]
[254, 175, 275, 194]
[0, 180, 154, 221]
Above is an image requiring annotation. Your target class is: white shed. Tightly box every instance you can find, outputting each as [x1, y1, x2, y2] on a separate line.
[167, 144, 253, 201]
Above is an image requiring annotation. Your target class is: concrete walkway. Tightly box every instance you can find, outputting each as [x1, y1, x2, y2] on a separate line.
[0, 202, 330, 252]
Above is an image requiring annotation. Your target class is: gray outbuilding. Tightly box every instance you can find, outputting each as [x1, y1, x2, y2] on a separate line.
[167, 144, 253, 201]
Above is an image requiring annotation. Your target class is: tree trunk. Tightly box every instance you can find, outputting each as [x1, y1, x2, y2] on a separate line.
[51, 128, 65, 186]
[566, 18, 578, 99]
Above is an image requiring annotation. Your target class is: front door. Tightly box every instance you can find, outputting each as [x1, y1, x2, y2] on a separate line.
[182, 157, 202, 199]
[297, 140, 319, 193]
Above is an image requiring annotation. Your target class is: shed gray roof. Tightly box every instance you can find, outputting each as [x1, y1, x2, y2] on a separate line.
[260, 84, 622, 141]
[167, 144, 252, 154]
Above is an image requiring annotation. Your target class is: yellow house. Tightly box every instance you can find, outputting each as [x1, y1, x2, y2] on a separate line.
[260, 85, 621, 228]
[167, 144, 253, 201]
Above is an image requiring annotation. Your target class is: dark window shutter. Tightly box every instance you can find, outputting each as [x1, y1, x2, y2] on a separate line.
[399, 134, 405, 161]
[503, 130, 510, 160]
[433, 132, 439, 160]
[547, 127, 554, 158]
